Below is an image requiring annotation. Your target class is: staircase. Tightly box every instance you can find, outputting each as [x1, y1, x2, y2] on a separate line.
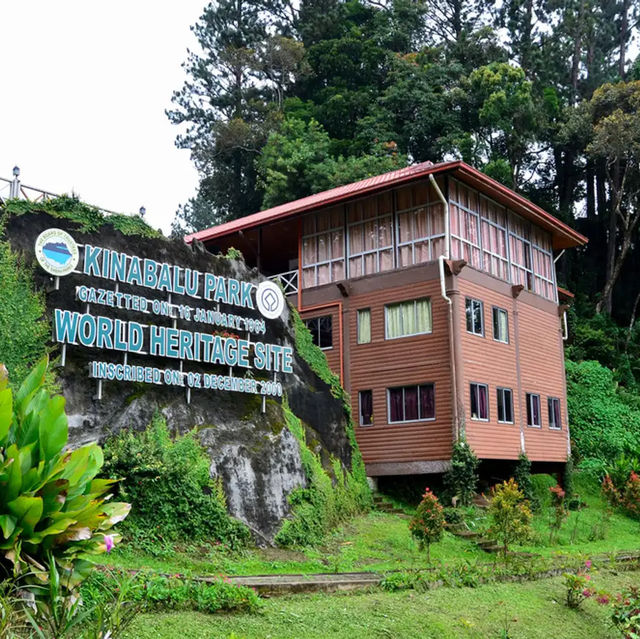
[372, 494, 410, 518]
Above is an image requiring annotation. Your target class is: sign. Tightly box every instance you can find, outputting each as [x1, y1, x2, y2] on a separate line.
[37, 231, 293, 398]
[35, 229, 80, 276]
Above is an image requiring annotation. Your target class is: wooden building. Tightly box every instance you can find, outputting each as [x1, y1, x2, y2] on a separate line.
[185, 161, 588, 476]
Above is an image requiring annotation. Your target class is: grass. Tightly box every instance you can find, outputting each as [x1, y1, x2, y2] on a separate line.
[103, 473, 639, 578]
[122, 569, 639, 638]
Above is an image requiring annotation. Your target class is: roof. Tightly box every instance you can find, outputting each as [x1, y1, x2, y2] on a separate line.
[185, 160, 588, 250]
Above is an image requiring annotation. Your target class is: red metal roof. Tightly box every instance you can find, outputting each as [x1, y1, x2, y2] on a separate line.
[185, 160, 588, 250]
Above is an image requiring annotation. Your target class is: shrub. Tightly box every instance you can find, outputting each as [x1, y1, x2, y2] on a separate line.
[563, 568, 595, 609]
[548, 485, 567, 544]
[102, 416, 249, 550]
[610, 586, 640, 637]
[514, 453, 534, 505]
[563, 457, 575, 501]
[0, 358, 130, 595]
[443, 439, 479, 506]
[487, 479, 532, 557]
[622, 471, 640, 518]
[409, 488, 445, 563]
[530, 473, 557, 510]
[442, 506, 464, 527]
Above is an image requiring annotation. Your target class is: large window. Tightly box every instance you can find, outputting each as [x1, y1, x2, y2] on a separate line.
[497, 387, 513, 423]
[526, 393, 541, 427]
[347, 194, 394, 277]
[470, 383, 489, 420]
[509, 216, 533, 291]
[466, 298, 484, 336]
[302, 208, 345, 288]
[492, 307, 509, 343]
[359, 390, 373, 427]
[357, 308, 371, 344]
[304, 316, 332, 349]
[388, 384, 435, 423]
[450, 181, 482, 270]
[396, 203, 445, 267]
[385, 298, 432, 339]
[548, 397, 561, 429]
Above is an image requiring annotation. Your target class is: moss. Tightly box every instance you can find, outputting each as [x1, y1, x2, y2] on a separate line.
[274, 397, 371, 547]
[1, 195, 162, 238]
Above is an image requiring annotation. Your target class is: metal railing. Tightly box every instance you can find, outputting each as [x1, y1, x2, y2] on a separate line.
[269, 269, 299, 295]
[0, 167, 141, 218]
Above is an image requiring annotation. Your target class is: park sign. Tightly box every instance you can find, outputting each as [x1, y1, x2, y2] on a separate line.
[34, 228, 292, 399]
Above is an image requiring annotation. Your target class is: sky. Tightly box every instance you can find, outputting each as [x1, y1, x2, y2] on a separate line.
[0, 1, 205, 234]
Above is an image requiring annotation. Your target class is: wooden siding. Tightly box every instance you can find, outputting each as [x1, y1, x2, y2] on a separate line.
[517, 299, 569, 462]
[346, 280, 453, 464]
[457, 278, 522, 460]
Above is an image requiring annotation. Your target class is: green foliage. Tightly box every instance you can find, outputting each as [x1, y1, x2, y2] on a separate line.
[224, 247, 243, 260]
[566, 359, 640, 463]
[487, 478, 532, 557]
[82, 568, 261, 616]
[563, 457, 575, 501]
[610, 586, 640, 637]
[275, 398, 370, 546]
[563, 569, 595, 609]
[443, 439, 479, 506]
[530, 474, 558, 511]
[102, 416, 249, 550]
[291, 307, 370, 500]
[409, 488, 444, 562]
[0, 242, 50, 388]
[2, 195, 161, 238]
[0, 358, 130, 594]
[514, 453, 534, 505]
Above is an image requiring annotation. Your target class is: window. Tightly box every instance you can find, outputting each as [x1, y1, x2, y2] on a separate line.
[466, 298, 484, 336]
[304, 316, 332, 349]
[396, 203, 445, 267]
[357, 309, 371, 344]
[470, 383, 489, 420]
[301, 208, 345, 288]
[387, 384, 435, 423]
[359, 390, 373, 427]
[497, 387, 513, 423]
[548, 397, 562, 429]
[385, 298, 432, 339]
[526, 393, 541, 427]
[492, 307, 509, 343]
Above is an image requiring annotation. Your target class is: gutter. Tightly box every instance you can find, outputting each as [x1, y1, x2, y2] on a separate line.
[429, 174, 460, 440]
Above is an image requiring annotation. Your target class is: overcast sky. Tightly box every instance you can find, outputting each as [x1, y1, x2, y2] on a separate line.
[0, 1, 205, 234]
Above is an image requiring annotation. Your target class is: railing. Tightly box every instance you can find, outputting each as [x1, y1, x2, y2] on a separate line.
[269, 269, 299, 295]
[0, 168, 135, 217]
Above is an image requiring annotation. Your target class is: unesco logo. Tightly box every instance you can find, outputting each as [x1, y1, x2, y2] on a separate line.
[34, 228, 80, 277]
[256, 281, 285, 319]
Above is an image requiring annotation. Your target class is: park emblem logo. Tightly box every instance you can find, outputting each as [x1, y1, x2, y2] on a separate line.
[35, 228, 80, 276]
[255, 280, 285, 319]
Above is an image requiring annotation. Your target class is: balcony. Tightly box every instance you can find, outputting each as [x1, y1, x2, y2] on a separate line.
[269, 269, 299, 296]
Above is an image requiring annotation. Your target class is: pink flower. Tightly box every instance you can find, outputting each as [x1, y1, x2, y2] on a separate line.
[585, 560, 592, 569]
[104, 534, 114, 553]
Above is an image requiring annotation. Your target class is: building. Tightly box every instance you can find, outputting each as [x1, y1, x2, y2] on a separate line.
[185, 160, 588, 477]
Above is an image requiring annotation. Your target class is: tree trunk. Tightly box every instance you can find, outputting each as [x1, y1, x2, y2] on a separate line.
[619, 0, 629, 79]
[625, 288, 640, 351]
[586, 159, 595, 219]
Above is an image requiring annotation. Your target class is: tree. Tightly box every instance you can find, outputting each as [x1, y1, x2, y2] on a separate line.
[443, 439, 479, 506]
[487, 478, 532, 557]
[586, 82, 640, 314]
[409, 487, 445, 563]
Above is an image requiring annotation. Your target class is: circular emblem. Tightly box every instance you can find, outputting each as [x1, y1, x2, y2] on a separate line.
[34, 228, 79, 276]
[256, 281, 285, 319]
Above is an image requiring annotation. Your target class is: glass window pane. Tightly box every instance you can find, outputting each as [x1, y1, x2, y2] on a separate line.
[389, 388, 403, 422]
[505, 390, 513, 422]
[359, 390, 373, 426]
[404, 387, 418, 421]
[416, 299, 432, 333]
[357, 309, 371, 344]
[318, 316, 332, 348]
[419, 384, 435, 419]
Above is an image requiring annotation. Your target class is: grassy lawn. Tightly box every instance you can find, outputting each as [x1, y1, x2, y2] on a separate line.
[103, 474, 639, 578]
[123, 569, 639, 639]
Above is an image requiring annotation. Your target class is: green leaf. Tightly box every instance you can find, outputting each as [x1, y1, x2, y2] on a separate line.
[38, 396, 68, 463]
[0, 514, 16, 539]
[0, 364, 8, 391]
[14, 357, 48, 419]
[7, 496, 43, 538]
[0, 387, 12, 443]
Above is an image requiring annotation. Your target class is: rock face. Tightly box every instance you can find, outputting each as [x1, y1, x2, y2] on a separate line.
[4, 212, 353, 542]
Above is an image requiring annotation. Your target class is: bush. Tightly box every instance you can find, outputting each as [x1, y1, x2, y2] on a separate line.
[102, 416, 249, 550]
[443, 439, 479, 506]
[530, 474, 557, 510]
[0, 358, 130, 594]
[442, 507, 464, 526]
[563, 457, 575, 501]
[566, 359, 640, 462]
[610, 586, 640, 637]
[409, 488, 444, 563]
[563, 568, 595, 609]
[487, 479, 532, 557]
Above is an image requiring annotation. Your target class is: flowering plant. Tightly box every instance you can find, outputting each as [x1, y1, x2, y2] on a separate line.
[409, 488, 444, 563]
[549, 484, 567, 544]
[610, 586, 640, 637]
[563, 569, 595, 609]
